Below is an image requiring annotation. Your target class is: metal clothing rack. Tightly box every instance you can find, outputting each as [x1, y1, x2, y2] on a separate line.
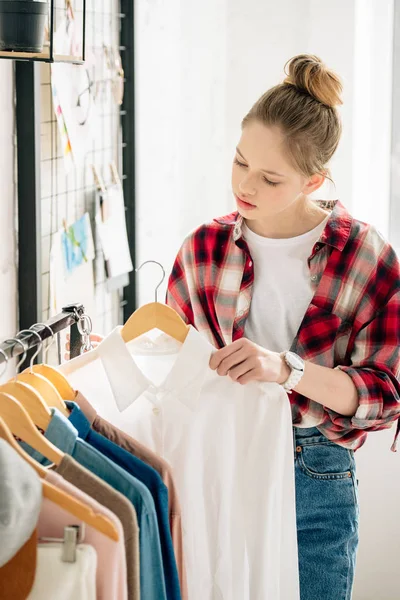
[0, 303, 88, 369]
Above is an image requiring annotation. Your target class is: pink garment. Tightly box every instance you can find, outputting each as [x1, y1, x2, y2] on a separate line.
[39, 470, 127, 600]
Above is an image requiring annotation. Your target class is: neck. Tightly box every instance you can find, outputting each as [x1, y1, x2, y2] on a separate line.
[244, 195, 328, 239]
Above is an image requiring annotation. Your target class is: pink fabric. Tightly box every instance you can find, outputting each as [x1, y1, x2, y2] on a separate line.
[39, 470, 127, 600]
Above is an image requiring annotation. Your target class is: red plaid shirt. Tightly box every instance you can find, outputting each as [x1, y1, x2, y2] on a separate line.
[167, 200, 400, 451]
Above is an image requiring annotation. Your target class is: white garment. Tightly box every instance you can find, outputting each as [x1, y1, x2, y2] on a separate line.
[61, 326, 300, 600]
[243, 216, 329, 352]
[28, 543, 97, 600]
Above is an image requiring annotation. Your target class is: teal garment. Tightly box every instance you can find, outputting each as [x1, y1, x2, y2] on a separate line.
[20, 409, 167, 600]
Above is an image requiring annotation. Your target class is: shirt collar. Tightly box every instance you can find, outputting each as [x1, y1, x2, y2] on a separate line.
[97, 325, 214, 413]
[65, 401, 92, 440]
[214, 200, 352, 250]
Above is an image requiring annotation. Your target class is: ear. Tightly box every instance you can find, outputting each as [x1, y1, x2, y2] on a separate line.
[302, 172, 326, 195]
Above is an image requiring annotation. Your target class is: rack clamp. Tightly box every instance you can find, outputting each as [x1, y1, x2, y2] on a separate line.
[62, 304, 85, 321]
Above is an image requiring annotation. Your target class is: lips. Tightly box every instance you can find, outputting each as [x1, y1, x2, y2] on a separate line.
[235, 195, 256, 209]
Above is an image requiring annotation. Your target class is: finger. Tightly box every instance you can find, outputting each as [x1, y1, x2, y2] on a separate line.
[66, 342, 70, 351]
[228, 357, 257, 382]
[91, 334, 104, 343]
[209, 340, 245, 370]
[237, 369, 259, 385]
[66, 333, 70, 341]
[64, 353, 70, 361]
[216, 348, 249, 376]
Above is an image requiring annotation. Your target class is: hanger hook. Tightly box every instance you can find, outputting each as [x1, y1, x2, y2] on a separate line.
[30, 323, 54, 362]
[4, 337, 28, 375]
[0, 348, 8, 379]
[17, 329, 43, 372]
[135, 260, 166, 303]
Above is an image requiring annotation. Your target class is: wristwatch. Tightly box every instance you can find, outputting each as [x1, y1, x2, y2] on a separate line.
[280, 351, 305, 393]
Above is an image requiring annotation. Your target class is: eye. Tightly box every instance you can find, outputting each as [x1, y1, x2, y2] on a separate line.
[234, 157, 246, 168]
[263, 177, 279, 187]
[234, 156, 279, 187]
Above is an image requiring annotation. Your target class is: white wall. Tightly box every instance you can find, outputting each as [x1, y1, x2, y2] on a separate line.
[0, 61, 17, 378]
[352, 0, 394, 237]
[134, 1, 400, 597]
[349, 3, 400, 598]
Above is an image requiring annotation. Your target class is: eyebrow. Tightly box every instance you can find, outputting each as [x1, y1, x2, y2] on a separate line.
[236, 147, 285, 178]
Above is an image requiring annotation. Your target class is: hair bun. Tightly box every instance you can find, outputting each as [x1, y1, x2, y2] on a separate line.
[283, 54, 343, 108]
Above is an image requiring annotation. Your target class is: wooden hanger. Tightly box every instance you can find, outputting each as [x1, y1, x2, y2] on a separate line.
[0, 381, 51, 431]
[23, 324, 76, 401]
[27, 365, 76, 401]
[17, 372, 69, 415]
[0, 392, 63, 465]
[6, 335, 69, 416]
[0, 416, 119, 541]
[0, 346, 51, 431]
[121, 261, 190, 344]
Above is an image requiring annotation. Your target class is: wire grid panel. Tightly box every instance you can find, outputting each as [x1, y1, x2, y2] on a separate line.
[40, 0, 123, 344]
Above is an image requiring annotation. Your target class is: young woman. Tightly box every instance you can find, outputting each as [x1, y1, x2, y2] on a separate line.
[67, 54, 400, 599]
[165, 54, 400, 599]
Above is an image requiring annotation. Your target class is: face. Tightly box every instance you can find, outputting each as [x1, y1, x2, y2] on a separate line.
[232, 121, 324, 220]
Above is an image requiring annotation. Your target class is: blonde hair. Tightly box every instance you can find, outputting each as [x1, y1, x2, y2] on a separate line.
[242, 54, 343, 180]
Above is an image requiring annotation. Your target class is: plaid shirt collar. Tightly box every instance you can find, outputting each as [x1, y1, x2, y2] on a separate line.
[214, 199, 352, 251]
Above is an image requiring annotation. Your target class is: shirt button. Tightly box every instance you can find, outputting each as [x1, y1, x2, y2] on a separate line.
[311, 275, 318, 282]
[248, 261, 253, 267]
[152, 407, 160, 415]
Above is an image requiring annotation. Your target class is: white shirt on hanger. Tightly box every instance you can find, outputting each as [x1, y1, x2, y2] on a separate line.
[61, 326, 299, 600]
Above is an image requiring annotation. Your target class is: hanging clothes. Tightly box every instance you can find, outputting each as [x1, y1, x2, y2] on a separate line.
[65, 400, 181, 600]
[39, 469, 126, 600]
[20, 410, 167, 600]
[53, 454, 140, 600]
[0, 440, 42, 600]
[74, 391, 188, 600]
[61, 325, 300, 600]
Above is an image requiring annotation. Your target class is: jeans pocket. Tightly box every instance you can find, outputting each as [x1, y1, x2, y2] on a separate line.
[297, 441, 354, 481]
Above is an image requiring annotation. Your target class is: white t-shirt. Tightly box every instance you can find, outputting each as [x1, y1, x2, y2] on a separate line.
[61, 326, 300, 600]
[243, 216, 329, 352]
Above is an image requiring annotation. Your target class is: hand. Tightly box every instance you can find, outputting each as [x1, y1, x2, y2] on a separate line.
[64, 332, 104, 361]
[209, 338, 291, 386]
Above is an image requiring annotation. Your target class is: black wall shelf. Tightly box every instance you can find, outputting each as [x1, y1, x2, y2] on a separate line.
[0, 0, 86, 64]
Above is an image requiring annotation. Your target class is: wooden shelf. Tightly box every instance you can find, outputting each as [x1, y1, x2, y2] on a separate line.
[0, 50, 84, 64]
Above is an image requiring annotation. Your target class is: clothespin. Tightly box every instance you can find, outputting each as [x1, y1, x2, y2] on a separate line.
[91, 165, 107, 195]
[110, 161, 122, 190]
[91, 165, 109, 220]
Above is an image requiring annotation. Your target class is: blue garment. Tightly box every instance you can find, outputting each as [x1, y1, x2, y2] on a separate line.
[20, 409, 167, 600]
[66, 401, 181, 600]
[294, 426, 359, 600]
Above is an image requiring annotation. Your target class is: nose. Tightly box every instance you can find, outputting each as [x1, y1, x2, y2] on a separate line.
[238, 174, 256, 196]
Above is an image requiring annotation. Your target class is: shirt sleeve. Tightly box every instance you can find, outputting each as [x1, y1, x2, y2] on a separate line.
[166, 243, 195, 326]
[326, 290, 400, 437]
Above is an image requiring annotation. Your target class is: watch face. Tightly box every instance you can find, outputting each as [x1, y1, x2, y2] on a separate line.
[286, 351, 304, 371]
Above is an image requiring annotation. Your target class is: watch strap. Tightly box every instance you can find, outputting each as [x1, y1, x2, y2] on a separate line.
[281, 351, 305, 393]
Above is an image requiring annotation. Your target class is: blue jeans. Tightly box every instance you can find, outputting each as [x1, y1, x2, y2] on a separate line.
[294, 427, 360, 600]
